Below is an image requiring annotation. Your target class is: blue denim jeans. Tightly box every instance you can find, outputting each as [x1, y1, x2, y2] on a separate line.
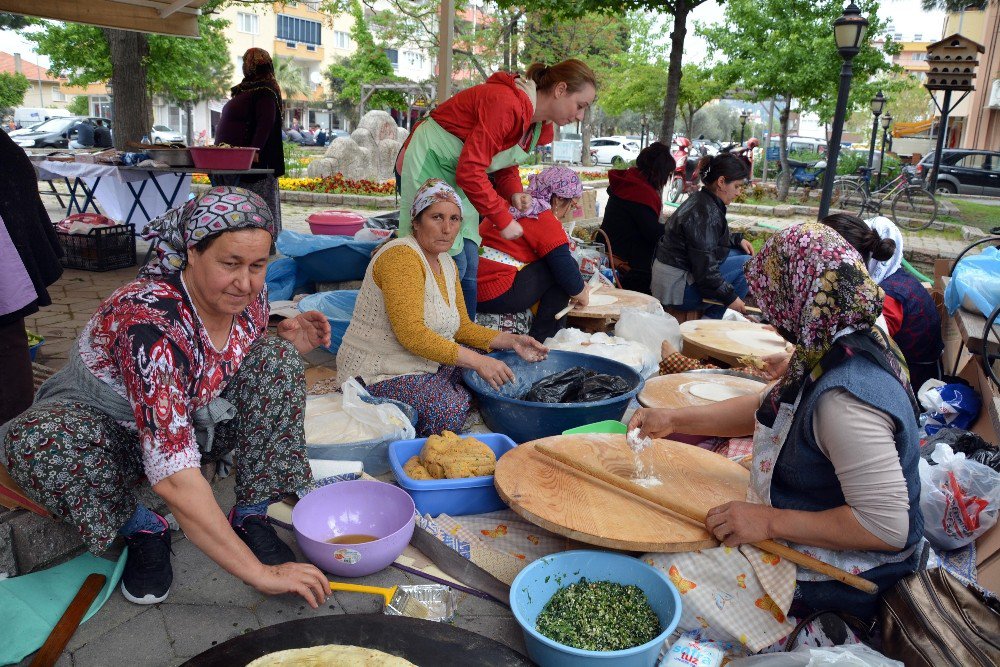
[680, 249, 751, 319]
[451, 237, 480, 319]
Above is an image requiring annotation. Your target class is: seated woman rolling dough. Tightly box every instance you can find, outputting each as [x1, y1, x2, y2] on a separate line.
[477, 165, 589, 342]
[336, 179, 548, 436]
[2, 187, 333, 608]
[630, 223, 924, 620]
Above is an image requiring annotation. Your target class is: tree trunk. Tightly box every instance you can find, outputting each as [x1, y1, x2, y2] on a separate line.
[659, 0, 688, 143]
[776, 98, 792, 201]
[581, 105, 593, 167]
[102, 28, 152, 150]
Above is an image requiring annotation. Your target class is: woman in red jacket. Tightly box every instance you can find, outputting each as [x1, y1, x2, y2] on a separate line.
[397, 60, 597, 318]
[477, 166, 588, 342]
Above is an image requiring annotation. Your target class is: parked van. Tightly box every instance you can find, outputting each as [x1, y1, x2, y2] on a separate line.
[13, 107, 72, 127]
[773, 135, 828, 156]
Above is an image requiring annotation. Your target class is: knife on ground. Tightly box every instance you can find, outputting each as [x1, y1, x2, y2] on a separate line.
[409, 526, 510, 607]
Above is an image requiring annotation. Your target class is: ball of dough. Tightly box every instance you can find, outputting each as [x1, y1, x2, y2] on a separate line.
[403, 455, 433, 480]
[419, 431, 497, 479]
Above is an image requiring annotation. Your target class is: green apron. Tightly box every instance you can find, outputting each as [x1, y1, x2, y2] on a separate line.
[398, 117, 543, 255]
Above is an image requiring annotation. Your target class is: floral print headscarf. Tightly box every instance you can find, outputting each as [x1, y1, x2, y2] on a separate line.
[747, 222, 916, 426]
[510, 165, 583, 220]
[411, 178, 463, 221]
[139, 186, 274, 278]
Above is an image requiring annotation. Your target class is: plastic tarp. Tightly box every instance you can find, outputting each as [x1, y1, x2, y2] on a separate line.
[265, 257, 309, 302]
[944, 247, 1000, 318]
[275, 230, 379, 258]
[298, 291, 359, 355]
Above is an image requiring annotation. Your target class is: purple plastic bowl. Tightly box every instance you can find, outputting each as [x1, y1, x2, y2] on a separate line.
[292, 480, 415, 577]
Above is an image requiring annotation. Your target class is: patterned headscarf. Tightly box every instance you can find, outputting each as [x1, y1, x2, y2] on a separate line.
[866, 216, 904, 285]
[747, 223, 916, 427]
[230, 48, 284, 118]
[411, 179, 463, 221]
[139, 186, 274, 278]
[510, 166, 584, 220]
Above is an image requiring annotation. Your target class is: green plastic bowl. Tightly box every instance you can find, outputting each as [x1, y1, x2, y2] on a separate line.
[562, 420, 628, 435]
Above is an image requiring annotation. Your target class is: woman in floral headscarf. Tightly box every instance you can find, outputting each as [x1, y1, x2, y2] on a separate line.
[630, 223, 923, 621]
[477, 165, 589, 341]
[338, 179, 548, 436]
[2, 187, 332, 610]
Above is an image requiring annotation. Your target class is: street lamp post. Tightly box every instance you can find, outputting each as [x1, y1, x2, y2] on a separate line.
[105, 81, 113, 120]
[876, 112, 892, 189]
[866, 91, 885, 171]
[818, 3, 869, 220]
[326, 99, 334, 132]
[739, 110, 749, 145]
[640, 114, 649, 149]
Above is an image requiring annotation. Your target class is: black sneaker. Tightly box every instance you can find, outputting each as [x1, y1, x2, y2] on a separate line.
[120, 528, 173, 604]
[231, 514, 296, 566]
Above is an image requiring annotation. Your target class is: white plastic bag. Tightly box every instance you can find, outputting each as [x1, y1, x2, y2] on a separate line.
[918, 442, 1000, 551]
[729, 644, 902, 666]
[353, 227, 393, 243]
[614, 306, 681, 369]
[340, 378, 415, 442]
[542, 328, 655, 377]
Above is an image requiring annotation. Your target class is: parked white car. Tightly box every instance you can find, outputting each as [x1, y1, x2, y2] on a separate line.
[589, 136, 641, 166]
[150, 125, 185, 144]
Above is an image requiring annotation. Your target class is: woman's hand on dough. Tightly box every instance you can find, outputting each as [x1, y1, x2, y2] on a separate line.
[728, 297, 747, 314]
[475, 354, 516, 390]
[512, 335, 548, 363]
[500, 219, 525, 240]
[761, 351, 792, 381]
[706, 501, 775, 547]
[510, 192, 533, 212]
[627, 407, 676, 440]
[571, 286, 590, 308]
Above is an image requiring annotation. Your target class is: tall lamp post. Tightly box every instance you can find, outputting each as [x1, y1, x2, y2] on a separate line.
[640, 114, 649, 149]
[738, 110, 749, 145]
[866, 91, 885, 172]
[818, 2, 868, 220]
[326, 99, 334, 131]
[876, 112, 892, 189]
[104, 81, 113, 120]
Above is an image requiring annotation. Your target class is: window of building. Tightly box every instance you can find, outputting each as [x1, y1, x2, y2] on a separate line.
[167, 105, 189, 136]
[913, 33, 922, 41]
[277, 14, 322, 45]
[385, 48, 399, 70]
[51, 87, 66, 102]
[92, 96, 111, 119]
[237, 12, 259, 34]
[334, 31, 351, 49]
[405, 51, 424, 69]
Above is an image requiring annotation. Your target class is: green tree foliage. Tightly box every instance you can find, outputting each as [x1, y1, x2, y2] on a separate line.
[273, 56, 310, 100]
[700, 0, 898, 198]
[675, 63, 730, 136]
[66, 95, 90, 116]
[324, 0, 407, 122]
[0, 72, 30, 115]
[0, 13, 30, 29]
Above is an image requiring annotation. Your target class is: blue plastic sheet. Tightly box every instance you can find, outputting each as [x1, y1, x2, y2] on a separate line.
[276, 230, 378, 258]
[297, 290, 359, 354]
[944, 247, 1000, 317]
[265, 257, 308, 301]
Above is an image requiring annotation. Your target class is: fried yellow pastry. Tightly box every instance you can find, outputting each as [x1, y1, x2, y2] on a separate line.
[736, 353, 766, 370]
[403, 455, 434, 480]
[419, 431, 496, 479]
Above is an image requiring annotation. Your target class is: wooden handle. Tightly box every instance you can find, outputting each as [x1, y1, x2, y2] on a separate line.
[329, 581, 395, 604]
[534, 443, 879, 595]
[703, 299, 763, 314]
[555, 282, 605, 320]
[31, 573, 106, 667]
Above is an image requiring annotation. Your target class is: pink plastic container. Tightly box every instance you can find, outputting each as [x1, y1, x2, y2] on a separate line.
[189, 146, 257, 170]
[307, 210, 366, 236]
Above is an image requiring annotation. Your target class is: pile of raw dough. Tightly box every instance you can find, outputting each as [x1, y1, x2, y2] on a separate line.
[403, 431, 496, 480]
[304, 394, 387, 445]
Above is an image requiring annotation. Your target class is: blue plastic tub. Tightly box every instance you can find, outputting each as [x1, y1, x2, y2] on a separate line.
[293, 240, 379, 282]
[306, 395, 417, 476]
[296, 290, 358, 355]
[511, 550, 681, 667]
[388, 433, 517, 516]
[461, 350, 643, 443]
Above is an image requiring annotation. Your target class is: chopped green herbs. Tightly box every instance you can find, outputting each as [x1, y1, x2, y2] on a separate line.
[535, 579, 661, 651]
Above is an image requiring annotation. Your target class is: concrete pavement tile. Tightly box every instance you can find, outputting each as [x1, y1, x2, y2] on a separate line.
[449, 614, 528, 656]
[164, 561, 267, 608]
[161, 603, 260, 658]
[66, 588, 147, 652]
[15, 650, 73, 667]
[71, 608, 175, 667]
[252, 592, 347, 627]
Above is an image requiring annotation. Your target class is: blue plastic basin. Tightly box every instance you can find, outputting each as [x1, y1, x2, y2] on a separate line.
[511, 550, 681, 666]
[296, 290, 358, 355]
[388, 433, 516, 516]
[461, 350, 643, 443]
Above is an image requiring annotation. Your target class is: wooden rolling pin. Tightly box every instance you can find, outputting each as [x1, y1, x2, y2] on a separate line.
[703, 299, 763, 315]
[535, 443, 879, 595]
[30, 573, 107, 667]
[554, 282, 603, 320]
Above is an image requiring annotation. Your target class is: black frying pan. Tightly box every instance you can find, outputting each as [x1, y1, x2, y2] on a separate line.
[181, 614, 533, 666]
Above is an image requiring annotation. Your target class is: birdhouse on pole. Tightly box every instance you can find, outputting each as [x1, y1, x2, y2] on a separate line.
[925, 34, 984, 92]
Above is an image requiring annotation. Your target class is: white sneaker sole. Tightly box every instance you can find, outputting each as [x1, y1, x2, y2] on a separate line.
[120, 581, 170, 605]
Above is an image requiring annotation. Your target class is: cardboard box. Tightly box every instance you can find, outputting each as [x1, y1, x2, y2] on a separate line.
[573, 187, 598, 221]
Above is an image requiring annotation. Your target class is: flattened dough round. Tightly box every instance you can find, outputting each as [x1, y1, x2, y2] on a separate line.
[586, 294, 618, 307]
[247, 645, 416, 666]
[687, 382, 751, 402]
[724, 329, 787, 353]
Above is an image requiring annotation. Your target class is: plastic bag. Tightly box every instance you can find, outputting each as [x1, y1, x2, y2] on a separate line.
[340, 378, 415, 442]
[543, 329, 654, 378]
[944, 246, 1000, 317]
[729, 644, 902, 666]
[520, 367, 630, 403]
[264, 257, 308, 302]
[614, 306, 681, 371]
[297, 291, 359, 354]
[918, 442, 1000, 550]
[275, 230, 379, 258]
[354, 227, 393, 243]
[365, 211, 399, 230]
[919, 428, 1000, 472]
[918, 381, 981, 437]
[663, 630, 738, 666]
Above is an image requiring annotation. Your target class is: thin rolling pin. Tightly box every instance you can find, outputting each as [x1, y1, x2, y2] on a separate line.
[703, 299, 763, 314]
[30, 573, 107, 667]
[554, 282, 603, 320]
[535, 443, 879, 595]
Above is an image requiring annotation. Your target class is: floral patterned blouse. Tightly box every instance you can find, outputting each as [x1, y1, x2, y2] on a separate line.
[78, 273, 268, 485]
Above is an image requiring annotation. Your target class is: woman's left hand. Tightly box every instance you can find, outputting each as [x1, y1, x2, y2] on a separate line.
[277, 311, 331, 354]
[740, 239, 754, 256]
[705, 501, 775, 546]
[512, 335, 548, 363]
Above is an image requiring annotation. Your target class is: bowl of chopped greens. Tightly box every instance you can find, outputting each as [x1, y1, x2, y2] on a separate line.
[511, 550, 681, 666]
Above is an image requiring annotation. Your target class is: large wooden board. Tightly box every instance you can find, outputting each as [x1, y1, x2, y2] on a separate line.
[566, 287, 661, 320]
[680, 319, 789, 366]
[639, 371, 768, 409]
[494, 433, 749, 552]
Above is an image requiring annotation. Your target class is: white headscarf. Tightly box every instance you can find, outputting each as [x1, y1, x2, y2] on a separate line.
[865, 216, 903, 285]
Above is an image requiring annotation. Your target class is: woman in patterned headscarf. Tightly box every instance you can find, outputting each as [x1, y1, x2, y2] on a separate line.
[214, 48, 286, 230]
[2, 187, 331, 610]
[476, 165, 589, 342]
[338, 179, 549, 436]
[630, 223, 923, 621]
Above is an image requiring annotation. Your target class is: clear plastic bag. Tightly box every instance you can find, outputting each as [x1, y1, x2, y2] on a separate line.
[614, 306, 682, 370]
[340, 378, 415, 442]
[944, 246, 1000, 317]
[918, 442, 1000, 551]
[729, 644, 902, 666]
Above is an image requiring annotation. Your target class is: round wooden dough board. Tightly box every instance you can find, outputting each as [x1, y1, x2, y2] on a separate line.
[567, 287, 661, 320]
[493, 433, 749, 552]
[680, 319, 789, 365]
[639, 371, 768, 409]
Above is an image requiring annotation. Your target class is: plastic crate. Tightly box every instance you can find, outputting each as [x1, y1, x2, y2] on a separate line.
[57, 223, 137, 272]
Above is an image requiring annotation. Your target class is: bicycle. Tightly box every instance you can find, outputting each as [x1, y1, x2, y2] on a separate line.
[831, 166, 938, 231]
